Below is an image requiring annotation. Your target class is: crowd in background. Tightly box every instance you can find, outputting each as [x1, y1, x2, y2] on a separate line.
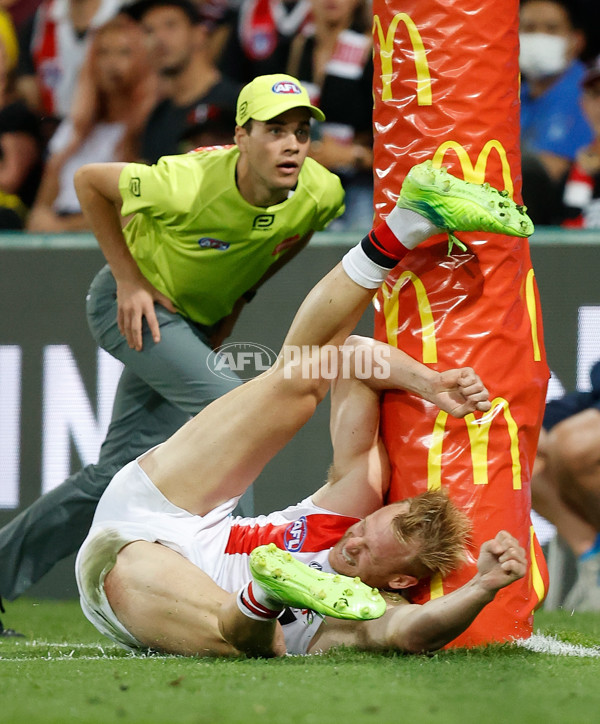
[519, 0, 600, 226]
[0, 0, 597, 232]
[0, 0, 374, 231]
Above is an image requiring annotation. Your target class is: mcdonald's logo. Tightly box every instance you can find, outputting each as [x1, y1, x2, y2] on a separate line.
[381, 271, 437, 363]
[432, 140, 514, 198]
[427, 398, 522, 491]
[529, 525, 546, 604]
[379, 230, 541, 369]
[525, 268, 542, 362]
[431, 141, 542, 361]
[373, 13, 432, 105]
[429, 521, 546, 604]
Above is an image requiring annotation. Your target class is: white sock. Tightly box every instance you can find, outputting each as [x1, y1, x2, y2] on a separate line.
[237, 581, 282, 621]
[386, 206, 441, 249]
[342, 246, 392, 289]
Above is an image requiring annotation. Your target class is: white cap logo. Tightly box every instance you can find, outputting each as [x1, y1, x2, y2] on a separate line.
[272, 81, 301, 95]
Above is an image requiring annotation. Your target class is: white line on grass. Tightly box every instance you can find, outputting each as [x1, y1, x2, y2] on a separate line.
[515, 633, 600, 657]
[3, 634, 599, 661]
[27, 641, 109, 648]
[0, 641, 176, 662]
[0, 655, 142, 661]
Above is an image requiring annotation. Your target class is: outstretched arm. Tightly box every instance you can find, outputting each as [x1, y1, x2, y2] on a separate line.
[334, 336, 491, 415]
[312, 335, 490, 517]
[310, 531, 526, 654]
[382, 531, 526, 653]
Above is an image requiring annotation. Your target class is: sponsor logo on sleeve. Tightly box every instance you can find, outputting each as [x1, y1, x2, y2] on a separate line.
[198, 237, 230, 251]
[272, 234, 300, 255]
[129, 177, 141, 196]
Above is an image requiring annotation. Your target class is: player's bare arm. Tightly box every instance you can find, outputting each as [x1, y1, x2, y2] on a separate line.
[313, 335, 491, 517]
[74, 162, 177, 351]
[309, 530, 527, 654]
[336, 336, 491, 415]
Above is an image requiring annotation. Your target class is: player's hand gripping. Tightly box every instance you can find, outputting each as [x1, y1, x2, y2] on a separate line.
[429, 367, 491, 418]
[475, 531, 527, 595]
[116, 275, 177, 351]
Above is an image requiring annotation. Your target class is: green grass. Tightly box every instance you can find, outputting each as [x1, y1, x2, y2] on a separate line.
[1, 599, 600, 723]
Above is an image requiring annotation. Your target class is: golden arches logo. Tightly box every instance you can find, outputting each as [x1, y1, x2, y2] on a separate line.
[529, 525, 546, 604]
[432, 140, 514, 199]
[427, 397, 522, 491]
[431, 142, 542, 362]
[525, 268, 542, 362]
[430, 524, 546, 603]
[381, 271, 437, 363]
[373, 13, 431, 105]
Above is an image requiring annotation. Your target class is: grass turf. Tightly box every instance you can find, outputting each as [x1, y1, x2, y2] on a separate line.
[1, 599, 600, 723]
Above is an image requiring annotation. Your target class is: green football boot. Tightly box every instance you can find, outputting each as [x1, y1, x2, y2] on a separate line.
[249, 543, 386, 620]
[397, 160, 534, 245]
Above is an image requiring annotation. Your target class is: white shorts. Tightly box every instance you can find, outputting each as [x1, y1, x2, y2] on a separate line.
[75, 458, 349, 654]
[75, 458, 241, 651]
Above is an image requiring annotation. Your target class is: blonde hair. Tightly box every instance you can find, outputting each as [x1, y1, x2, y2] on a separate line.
[391, 490, 471, 578]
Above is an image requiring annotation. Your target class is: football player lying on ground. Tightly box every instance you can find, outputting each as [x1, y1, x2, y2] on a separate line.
[76, 161, 532, 657]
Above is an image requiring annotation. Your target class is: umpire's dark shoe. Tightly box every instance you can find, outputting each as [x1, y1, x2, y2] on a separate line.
[0, 596, 24, 638]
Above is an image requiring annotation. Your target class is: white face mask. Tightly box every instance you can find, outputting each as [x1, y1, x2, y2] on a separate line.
[519, 32, 569, 80]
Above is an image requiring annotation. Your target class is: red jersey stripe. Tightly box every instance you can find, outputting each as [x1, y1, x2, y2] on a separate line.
[225, 513, 359, 555]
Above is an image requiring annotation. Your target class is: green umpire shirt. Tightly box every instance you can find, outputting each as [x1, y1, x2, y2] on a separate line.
[119, 146, 345, 326]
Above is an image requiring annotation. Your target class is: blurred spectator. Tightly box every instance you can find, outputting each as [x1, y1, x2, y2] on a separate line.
[520, 151, 564, 225]
[0, 7, 19, 62]
[574, 0, 600, 61]
[15, 0, 120, 127]
[2, 0, 44, 31]
[561, 55, 600, 227]
[123, 0, 240, 162]
[218, 0, 311, 84]
[195, 0, 231, 62]
[519, 0, 593, 223]
[0, 9, 44, 228]
[26, 14, 158, 231]
[531, 361, 600, 610]
[287, 0, 372, 230]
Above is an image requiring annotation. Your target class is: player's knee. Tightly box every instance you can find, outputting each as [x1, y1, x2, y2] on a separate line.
[277, 349, 333, 402]
[292, 372, 329, 406]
